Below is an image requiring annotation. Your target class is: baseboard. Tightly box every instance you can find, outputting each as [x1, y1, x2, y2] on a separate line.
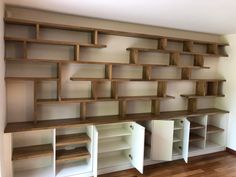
[226, 147, 236, 155]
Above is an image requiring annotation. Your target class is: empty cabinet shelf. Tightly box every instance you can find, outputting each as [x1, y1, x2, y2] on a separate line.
[98, 154, 130, 169]
[98, 140, 131, 154]
[98, 128, 131, 139]
[56, 133, 90, 147]
[12, 144, 53, 161]
[189, 133, 204, 142]
[56, 147, 90, 164]
[173, 137, 182, 143]
[207, 125, 224, 134]
[190, 122, 205, 130]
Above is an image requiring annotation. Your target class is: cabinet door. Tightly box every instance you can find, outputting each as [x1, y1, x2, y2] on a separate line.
[130, 122, 145, 174]
[182, 118, 190, 163]
[93, 126, 98, 177]
[151, 120, 174, 161]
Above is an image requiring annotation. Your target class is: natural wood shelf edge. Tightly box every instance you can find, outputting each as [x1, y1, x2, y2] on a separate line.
[5, 108, 229, 133]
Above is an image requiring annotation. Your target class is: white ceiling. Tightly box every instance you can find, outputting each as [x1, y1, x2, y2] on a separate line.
[3, 0, 236, 34]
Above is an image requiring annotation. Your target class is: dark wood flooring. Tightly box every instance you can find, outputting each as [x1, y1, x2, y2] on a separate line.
[99, 151, 236, 177]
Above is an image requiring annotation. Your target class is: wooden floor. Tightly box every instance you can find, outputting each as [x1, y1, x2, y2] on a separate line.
[99, 151, 236, 177]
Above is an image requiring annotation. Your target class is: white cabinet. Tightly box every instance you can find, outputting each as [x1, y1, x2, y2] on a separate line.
[143, 118, 190, 163]
[96, 122, 145, 174]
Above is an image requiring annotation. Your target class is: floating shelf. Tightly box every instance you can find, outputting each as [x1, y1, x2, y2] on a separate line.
[5, 58, 210, 69]
[190, 122, 205, 130]
[56, 147, 90, 164]
[12, 144, 53, 160]
[5, 36, 107, 48]
[207, 125, 224, 134]
[127, 47, 228, 57]
[98, 140, 131, 154]
[70, 77, 226, 82]
[98, 128, 131, 139]
[5, 77, 58, 81]
[189, 133, 204, 142]
[181, 94, 225, 98]
[56, 133, 90, 147]
[36, 95, 175, 104]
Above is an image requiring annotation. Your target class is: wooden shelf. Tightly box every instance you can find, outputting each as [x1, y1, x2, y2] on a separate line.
[56, 147, 90, 164]
[12, 144, 53, 160]
[5, 36, 106, 48]
[5, 77, 58, 81]
[181, 94, 225, 98]
[5, 17, 228, 47]
[70, 77, 226, 82]
[127, 47, 228, 57]
[56, 133, 90, 147]
[190, 122, 205, 130]
[207, 125, 224, 134]
[189, 133, 204, 142]
[36, 95, 174, 104]
[5, 108, 229, 133]
[5, 58, 210, 69]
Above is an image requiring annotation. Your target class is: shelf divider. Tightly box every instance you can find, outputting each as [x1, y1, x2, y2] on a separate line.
[158, 38, 168, 50]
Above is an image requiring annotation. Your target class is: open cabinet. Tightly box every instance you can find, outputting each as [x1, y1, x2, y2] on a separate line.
[12, 130, 55, 177]
[96, 122, 145, 174]
[55, 125, 96, 177]
[143, 118, 190, 163]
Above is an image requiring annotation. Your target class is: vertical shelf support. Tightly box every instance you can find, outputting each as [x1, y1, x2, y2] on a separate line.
[181, 68, 192, 80]
[23, 41, 27, 59]
[183, 41, 193, 52]
[129, 49, 139, 64]
[80, 102, 87, 120]
[151, 100, 160, 115]
[207, 81, 219, 96]
[57, 62, 62, 101]
[74, 44, 80, 61]
[158, 38, 168, 50]
[157, 81, 167, 97]
[105, 64, 112, 80]
[196, 81, 206, 96]
[119, 100, 127, 118]
[169, 52, 180, 66]
[36, 24, 40, 40]
[142, 65, 152, 80]
[188, 98, 197, 112]
[111, 81, 118, 99]
[33, 80, 38, 124]
[92, 30, 98, 45]
[194, 55, 204, 67]
[91, 81, 97, 99]
[207, 44, 218, 55]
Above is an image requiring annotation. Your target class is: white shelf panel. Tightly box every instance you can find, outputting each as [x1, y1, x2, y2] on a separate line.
[172, 147, 181, 156]
[56, 160, 92, 177]
[14, 166, 53, 177]
[98, 128, 131, 139]
[205, 141, 224, 149]
[173, 136, 181, 143]
[189, 144, 203, 152]
[98, 154, 130, 169]
[98, 140, 131, 154]
[174, 126, 183, 130]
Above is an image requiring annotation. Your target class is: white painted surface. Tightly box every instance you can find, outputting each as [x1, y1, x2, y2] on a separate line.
[3, 0, 236, 34]
[151, 120, 174, 161]
[0, 1, 5, 177]
[183, 119, 190, 163]
[216, 34, 236, 151]
[130, 122, 145, 174]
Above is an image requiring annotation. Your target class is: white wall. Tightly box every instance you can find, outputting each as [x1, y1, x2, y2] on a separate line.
[0, 1, 5, 177]
[216, 34, 236, 150]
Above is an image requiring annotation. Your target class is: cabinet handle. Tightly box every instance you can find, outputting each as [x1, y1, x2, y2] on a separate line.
[129, 125, 134, 130]
[129, 154, 133, 160]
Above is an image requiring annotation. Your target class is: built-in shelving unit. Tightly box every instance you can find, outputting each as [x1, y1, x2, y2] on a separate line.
[4, 15, 229, 177]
